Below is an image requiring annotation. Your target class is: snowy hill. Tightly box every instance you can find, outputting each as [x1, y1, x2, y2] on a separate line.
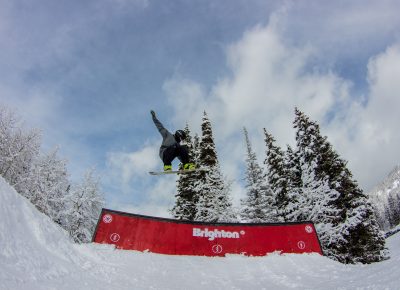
[1, 176, 399, 290]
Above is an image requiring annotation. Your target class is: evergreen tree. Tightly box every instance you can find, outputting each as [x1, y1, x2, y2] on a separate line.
[284, 145, 302, 190]
[292, 157, 342, 256]
[263, 129, 286, 222]
[288, 110, 323, 224]
[241, 128, 275, 222]
[342, 186, 388, 263]
[293, 108, 388, 264]
[194, 112, 235, 222]
[282, 145, 302, 221]
[316, 137, 387, 263]
[192, 133, 201, 163]
[172, 124, 198, 220]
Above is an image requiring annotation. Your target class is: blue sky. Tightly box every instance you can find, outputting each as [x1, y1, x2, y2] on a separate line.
[1, 0, 400, 217]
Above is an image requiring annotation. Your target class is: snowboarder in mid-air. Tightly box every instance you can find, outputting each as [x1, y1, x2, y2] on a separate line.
[151, 110, 196, 172]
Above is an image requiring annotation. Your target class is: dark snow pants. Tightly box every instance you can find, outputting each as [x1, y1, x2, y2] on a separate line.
[162, 144, 189, 166]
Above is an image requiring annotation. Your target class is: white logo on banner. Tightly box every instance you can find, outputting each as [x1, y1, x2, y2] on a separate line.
[103, 214, 113, 223]
[212, 244, 223, 254]
[110, 233, 120, 243]
[193, 228, 244, 241]
[305, 225, 313, 233]
[297, 241, 306, 250]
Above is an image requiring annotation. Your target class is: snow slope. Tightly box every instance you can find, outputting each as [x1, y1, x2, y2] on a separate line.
[1, 176, 399, 290]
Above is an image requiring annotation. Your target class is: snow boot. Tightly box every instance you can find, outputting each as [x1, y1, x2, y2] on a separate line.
[183, 163, 196, 170]
[164, 165, 172, 171]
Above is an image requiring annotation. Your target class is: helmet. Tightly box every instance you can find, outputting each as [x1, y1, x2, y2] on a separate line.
[174, 130, 186, 142]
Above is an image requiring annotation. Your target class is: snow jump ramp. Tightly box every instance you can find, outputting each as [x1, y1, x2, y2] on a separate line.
[93, 209, 323, 257]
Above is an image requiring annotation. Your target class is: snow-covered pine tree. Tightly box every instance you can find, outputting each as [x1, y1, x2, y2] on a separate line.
[284, 145, 302, 189]
[317, 138, 387, 263]
[293, 156, 342, 256]
[192, 133, 200, 160]
[293, 108, 388, 264]
[65, 169, 105, 243]
[293, 108, 321, 165]
[241, 128, 276, 222]
[263, 129, 285, 222]
[288, 109, 323, 223]
[342, 185, 389, 264]
[24, 147, 70, 227]
[283, 145, 302, 221]
[0, 105, 41, 194]
[194, 111, 236, 222]
[172, 124, 199, 220]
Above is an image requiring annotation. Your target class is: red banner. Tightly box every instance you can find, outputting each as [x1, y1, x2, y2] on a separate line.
[93, 209, 323, 257]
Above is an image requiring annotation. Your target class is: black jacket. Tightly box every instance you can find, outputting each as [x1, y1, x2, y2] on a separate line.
[152, 114, 179, 159]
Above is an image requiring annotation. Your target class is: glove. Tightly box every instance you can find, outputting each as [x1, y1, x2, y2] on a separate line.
[150, 110, 156, 117]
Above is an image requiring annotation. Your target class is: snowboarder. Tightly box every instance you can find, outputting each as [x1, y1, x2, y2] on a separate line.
[151, 110, 196, 171]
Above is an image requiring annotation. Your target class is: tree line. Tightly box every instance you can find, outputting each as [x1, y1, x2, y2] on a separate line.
[172, 109, 388, 264]
[0, 104, 104, 243]
[0, 103, 390, 264]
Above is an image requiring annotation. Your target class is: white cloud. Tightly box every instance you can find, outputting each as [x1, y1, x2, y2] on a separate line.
[2, 1, 399, 216]
[282, 1, 400, 62]
[164, 12, 400, 194]
[107, 144, 159, 186]
[343, 44, 400, 188]
[163, 76, 207, 131]
[316, 44, 400, 190]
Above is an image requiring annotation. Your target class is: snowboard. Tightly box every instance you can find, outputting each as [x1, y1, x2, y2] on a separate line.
[149, 168, 207, 175]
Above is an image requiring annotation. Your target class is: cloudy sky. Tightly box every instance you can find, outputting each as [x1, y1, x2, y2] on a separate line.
[1, 0, 400, 217]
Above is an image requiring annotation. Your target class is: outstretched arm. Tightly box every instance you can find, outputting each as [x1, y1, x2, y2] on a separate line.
[151, 110, 168, 138]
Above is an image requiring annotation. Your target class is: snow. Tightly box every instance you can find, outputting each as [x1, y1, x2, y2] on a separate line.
[1, 176, 399, 290]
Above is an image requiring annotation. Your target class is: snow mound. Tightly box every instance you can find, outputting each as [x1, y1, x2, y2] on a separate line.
[1, 176, 400, 290]
[0, 177, 111, 289]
